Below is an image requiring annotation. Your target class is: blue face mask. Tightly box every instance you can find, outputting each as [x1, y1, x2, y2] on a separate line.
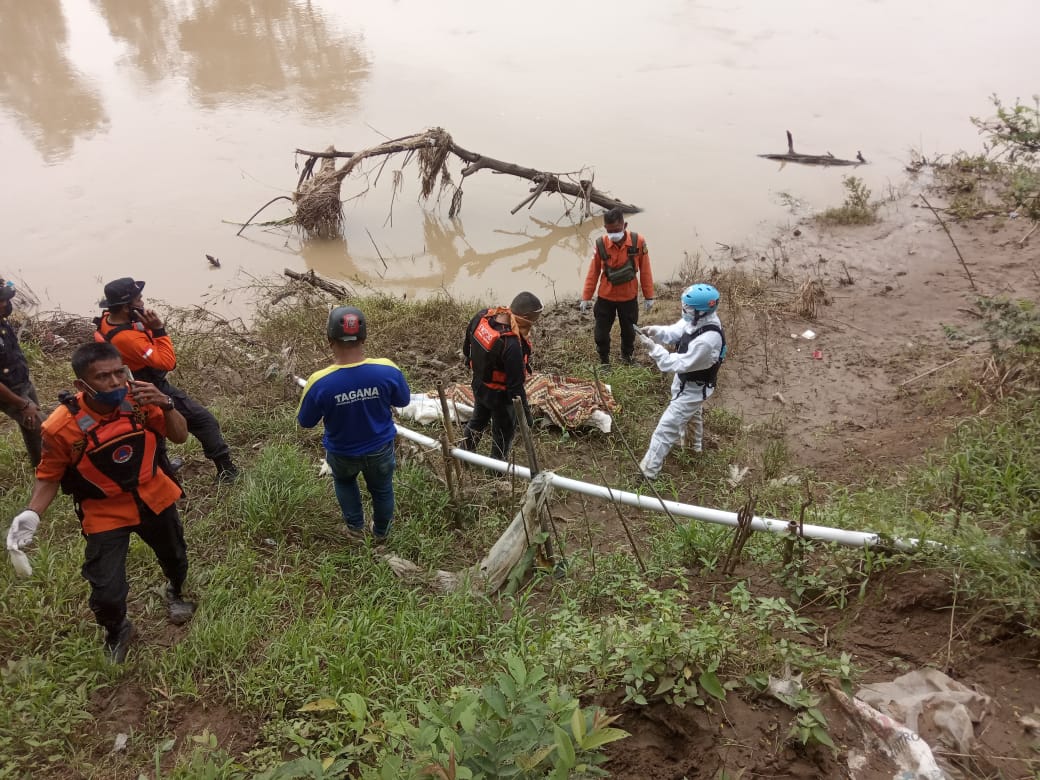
[86, 383, 128, 407]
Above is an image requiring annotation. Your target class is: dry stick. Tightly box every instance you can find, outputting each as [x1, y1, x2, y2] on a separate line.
[512, 397, 558, 566]
[365, 228, 389, 271]
[920, 195, 977, 291]
[435, 427, 458, 516]
[236, 195, 293, 236]
[945, 573, 960, 673]
[1020, 221, 1039, 245]
[720, 496, 756, 576]
[817, 315, 870, 335]
[590, 458, 647, 575]
[899, 355, 967, 388]
[591, 365, 680, 529]
[579, 497, 597, 577]
[510, 177, 550, 215]
[436, 381, 465, 490]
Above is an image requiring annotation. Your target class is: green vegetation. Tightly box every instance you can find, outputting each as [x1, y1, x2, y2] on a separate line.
[934, 95, 1040, 221]
[2, 261, 1039, 778]
[816, 176, 880, 226]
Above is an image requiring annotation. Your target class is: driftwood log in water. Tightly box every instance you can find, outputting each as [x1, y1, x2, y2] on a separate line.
[283, 268, 349, 297]
[759, 131, 866, 167]
[242, 128, 642, 239]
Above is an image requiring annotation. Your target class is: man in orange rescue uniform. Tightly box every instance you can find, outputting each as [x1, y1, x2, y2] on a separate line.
[95, 277, 239, 483]
[462, 291, 543, 461]
[579, 207, 655, 366]
[5, 342, 196, 663]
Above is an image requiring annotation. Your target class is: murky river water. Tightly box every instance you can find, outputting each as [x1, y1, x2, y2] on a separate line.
[1, 0, 1037, 316]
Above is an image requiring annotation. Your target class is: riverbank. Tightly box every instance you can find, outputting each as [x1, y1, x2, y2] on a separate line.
[2, 143, 1039, 778]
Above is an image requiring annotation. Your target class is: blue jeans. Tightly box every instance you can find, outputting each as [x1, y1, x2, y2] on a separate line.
[325, 443, 396, 538]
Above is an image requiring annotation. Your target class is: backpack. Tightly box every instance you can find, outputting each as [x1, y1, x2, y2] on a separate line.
[596, 232, 642, 285]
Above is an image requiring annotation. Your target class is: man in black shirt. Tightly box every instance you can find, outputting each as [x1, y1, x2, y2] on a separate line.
[0, 279, 44, 466]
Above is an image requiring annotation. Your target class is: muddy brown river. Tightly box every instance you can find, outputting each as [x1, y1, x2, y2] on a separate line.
[1, 0, 1037, 316]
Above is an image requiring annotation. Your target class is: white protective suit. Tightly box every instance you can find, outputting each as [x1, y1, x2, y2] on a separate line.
[638, 311, 724, 479]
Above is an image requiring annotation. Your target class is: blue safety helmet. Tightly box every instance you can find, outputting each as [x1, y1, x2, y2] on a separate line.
[681, 284, 720, 317]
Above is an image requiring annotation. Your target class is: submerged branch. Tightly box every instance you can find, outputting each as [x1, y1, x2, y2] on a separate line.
[759, 130, 866, 167]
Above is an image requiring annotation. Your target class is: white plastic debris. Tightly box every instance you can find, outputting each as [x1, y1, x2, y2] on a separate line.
[727, 465, 750, 487]
[8, 548, 32, 578]
[112, 733, 129, 753]
[800, 329, 817, 340]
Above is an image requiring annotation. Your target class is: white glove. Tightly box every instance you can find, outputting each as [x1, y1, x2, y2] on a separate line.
[579, 300, 591, 314]
[644, 299, 655, 313]
[636, 333, 656, 351]
[7, 509, 39, 550]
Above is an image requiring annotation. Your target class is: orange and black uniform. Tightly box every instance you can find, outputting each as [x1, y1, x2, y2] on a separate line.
[462, 307, 532, 461]
[95, 312, 232, 464]
[581, 230, 654, 364]
[36, 393, 188, 634]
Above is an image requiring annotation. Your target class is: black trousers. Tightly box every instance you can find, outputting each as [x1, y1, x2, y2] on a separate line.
[0, 381, 43, 466]
[463, 398, 517, 461]
[593, 297, 639, 363]
[81, 503, 188, 634]
[155, 381, 231, 462]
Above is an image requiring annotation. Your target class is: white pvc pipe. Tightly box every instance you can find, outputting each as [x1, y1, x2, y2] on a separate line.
[393, 424, 918, 551]
[294, 377, 916, 550]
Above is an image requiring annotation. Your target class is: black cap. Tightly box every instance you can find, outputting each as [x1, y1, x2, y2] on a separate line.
[327, 306, 367, 343]
[100, 278, 145, 308]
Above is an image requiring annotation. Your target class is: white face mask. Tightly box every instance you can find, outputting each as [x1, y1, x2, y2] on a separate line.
[607, 231, 626, 243]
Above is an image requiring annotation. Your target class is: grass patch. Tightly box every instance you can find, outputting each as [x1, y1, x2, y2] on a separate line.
[2, 273, 1038, 776]
[816, 176, 880, 226]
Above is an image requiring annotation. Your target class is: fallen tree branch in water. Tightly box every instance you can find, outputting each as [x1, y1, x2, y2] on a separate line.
[759, 130, 866, 167]
[282, 268, 349, 297]
[236, 195, 293, 236]
[246, 128, 641, 239]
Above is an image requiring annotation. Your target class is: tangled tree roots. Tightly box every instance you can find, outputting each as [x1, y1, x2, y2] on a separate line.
[293, 147, 345, 239]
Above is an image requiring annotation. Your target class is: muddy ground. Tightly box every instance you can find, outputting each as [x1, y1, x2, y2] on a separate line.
[24, 176, 1040, 778]
[568, 181, 1040, 779]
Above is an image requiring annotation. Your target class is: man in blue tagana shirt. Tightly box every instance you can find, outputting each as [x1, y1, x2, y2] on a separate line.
[298, 306, 411, 544]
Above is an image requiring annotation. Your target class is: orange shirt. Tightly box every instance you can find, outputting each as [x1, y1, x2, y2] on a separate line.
[581, 230, 654, 303]
[36, 394, 182, 534]
[95, 313, 177, 373]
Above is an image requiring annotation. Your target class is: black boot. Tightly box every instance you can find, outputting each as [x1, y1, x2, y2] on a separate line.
[214, 456, 240, 484]
[104, 620, 136, 664]
[165, 585, 197, 625]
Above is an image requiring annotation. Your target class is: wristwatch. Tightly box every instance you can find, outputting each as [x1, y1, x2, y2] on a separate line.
[161, 396, 175, 411]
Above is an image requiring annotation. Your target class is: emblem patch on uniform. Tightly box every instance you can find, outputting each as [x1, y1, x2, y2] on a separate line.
[112, 444, 134, 464]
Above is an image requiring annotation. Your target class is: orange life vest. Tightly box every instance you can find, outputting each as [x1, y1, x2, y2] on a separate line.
[59, 398, 163, 502]
[467, 309, 531, 392]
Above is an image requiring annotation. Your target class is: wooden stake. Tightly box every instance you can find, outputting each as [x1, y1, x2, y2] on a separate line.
[512, 397, 556, 565]
[436, 381, 465, 489]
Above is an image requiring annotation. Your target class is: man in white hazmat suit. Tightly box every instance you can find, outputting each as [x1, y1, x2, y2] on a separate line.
[635, 284, 726, 480]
